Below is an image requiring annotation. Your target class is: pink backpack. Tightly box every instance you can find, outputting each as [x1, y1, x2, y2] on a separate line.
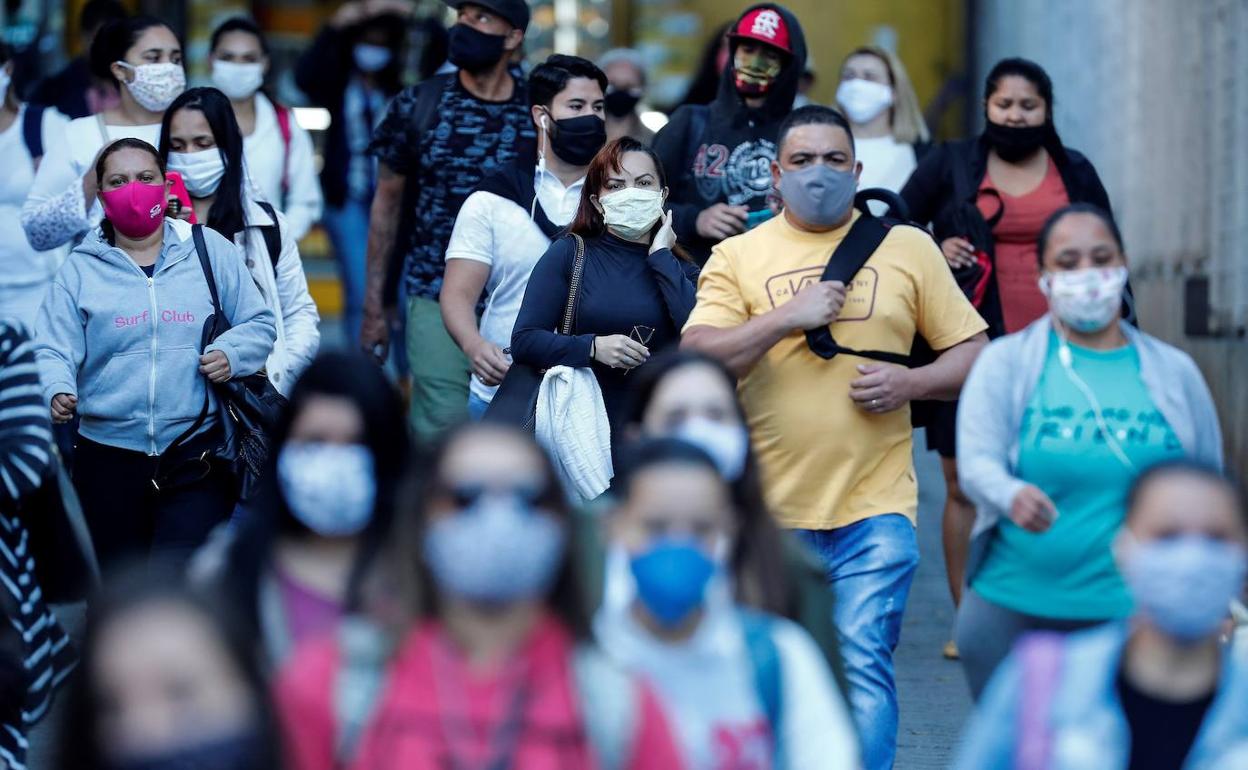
[1015, 632, 1065, 770]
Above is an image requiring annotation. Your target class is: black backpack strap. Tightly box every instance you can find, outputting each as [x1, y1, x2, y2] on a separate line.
[193, 224, 223, 318]
[156, 226, 216, 485]
[803, 211, 911, 366]
[22, 104, 46, 159]
[255, 201, 283, 269]
[413, 72, 453, 137]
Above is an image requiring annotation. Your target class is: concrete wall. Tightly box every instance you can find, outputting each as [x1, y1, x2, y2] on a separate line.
[975, 0, 1248, 475]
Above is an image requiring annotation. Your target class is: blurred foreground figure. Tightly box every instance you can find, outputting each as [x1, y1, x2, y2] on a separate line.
[954, 461, 1248, 770]
[275, 423, 682, 770]
[597, 438, 861, 769]
[55, 569, 284, 770]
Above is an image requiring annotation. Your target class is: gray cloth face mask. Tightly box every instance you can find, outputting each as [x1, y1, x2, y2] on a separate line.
[777, 164, 858, 227]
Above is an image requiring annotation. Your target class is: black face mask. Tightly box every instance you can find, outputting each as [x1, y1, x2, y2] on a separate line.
[545, 113, 607, 166]
[104, 730, 266, 770]
[447, 24, 507, 73]
[604, 88, 642, 118]
[983, 120, 1048, 162]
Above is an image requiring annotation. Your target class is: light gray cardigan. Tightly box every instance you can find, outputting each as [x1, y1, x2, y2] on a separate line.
[956, 315, 1223, 582]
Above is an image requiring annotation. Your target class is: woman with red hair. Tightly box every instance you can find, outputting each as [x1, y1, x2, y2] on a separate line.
[510, 137, 697, 452]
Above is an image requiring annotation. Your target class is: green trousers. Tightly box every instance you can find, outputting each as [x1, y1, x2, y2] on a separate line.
[405, 295, 470, 443]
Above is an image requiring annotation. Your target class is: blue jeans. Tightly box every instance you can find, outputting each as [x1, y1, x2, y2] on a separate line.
[321, 200, 370, 343]
[467, 391, 490, 421]
[794, 514, 919, 770]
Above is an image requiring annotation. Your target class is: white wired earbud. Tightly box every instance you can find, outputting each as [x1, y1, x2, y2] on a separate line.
[1052, 324, 1137, 472]
[531, 114, 550, 221]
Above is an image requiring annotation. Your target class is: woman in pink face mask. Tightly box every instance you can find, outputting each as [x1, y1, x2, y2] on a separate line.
[32, 138, 276, 573]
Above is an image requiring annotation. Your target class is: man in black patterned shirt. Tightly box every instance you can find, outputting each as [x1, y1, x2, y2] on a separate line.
[361, 0, 535, 441]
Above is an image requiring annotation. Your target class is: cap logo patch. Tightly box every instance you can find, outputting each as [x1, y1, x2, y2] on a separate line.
[750, 10, 782, 40]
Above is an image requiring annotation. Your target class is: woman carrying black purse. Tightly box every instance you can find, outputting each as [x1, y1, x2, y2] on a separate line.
[507, 137, 697, 458]
[34, 138, 275, 572]
[899, 57, 1113, 658]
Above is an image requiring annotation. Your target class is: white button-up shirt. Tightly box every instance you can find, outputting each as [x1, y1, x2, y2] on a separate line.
[444, 167, 584, 402]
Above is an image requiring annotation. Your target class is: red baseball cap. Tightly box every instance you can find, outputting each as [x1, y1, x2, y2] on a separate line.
[730, 7, 792, 55]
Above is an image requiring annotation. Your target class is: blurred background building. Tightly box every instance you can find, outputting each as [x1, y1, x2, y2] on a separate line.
[2, 0, 1246, 474]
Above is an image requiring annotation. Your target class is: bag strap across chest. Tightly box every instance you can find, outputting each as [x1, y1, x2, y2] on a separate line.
[803, 192, 912, 366]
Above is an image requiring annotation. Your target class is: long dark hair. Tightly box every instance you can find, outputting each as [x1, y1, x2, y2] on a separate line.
[224, 351, 410, 633]
[55, 567, 285, 770]
[356, 422, 589, 639]
[89, 15, 174, 85]
[569, 137, 692, 262]
[623, 350, 791, 614]
[158, 87, 248, 237]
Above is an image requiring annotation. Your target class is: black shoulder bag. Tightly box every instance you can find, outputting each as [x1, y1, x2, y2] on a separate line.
[483, 234, 587, 431]
[804, 189, 915, 367]
[157, 225, 286, 500]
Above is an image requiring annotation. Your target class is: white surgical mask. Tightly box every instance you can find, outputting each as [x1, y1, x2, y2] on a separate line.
[277, 442, 377, 537]
[116, 61, 186, 113]
[353, 44, 393, 73]
[167, 148, 226, 197]
[211, 59, 265, 100]
[424, 494, 566, 604]
[836, 78, 894, 125]
[672, 417, 750, 482]
[1039, 266, 1128, 334]
[599, 187, 664, 241]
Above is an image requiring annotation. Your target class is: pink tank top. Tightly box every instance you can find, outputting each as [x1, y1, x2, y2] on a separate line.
[978, 158, 1070, 333]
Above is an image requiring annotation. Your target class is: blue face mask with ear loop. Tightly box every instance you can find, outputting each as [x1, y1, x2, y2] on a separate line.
[628, 537, 727, 627]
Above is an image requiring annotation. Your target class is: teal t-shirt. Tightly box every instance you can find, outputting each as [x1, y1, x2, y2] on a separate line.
[972, 332, 1185, 619]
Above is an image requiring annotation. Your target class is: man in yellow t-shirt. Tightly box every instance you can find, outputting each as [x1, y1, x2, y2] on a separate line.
[683, 105, 987, 770]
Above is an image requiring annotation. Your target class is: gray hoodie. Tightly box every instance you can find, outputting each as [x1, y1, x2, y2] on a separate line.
[35, 219, 276, 455]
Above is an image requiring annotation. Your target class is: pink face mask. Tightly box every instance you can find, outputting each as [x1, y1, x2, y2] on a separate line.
[99, 181, 168, 239]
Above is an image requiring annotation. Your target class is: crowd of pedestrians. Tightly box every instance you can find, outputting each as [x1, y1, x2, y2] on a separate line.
[0, 1, 1245, 769]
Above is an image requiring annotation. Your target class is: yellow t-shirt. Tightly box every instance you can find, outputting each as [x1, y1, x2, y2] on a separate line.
[684, 212, 987, 530]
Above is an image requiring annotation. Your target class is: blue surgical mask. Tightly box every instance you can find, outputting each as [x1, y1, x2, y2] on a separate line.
[424, 494, 566, 604]
[352, 43, 393, 73]
[629, 538, 718, 627]
[1122, 534, 1248, 643]
[778, 164, 858, 228]
[277, 442, 377, 537]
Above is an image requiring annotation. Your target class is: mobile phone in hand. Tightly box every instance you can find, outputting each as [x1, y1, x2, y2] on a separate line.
[745, 207, 776, 230]
[166, 171, 196, 223]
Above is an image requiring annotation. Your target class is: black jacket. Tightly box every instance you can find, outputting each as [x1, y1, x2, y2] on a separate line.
[294, 26, 401, 207]
[900, 134, 1113, 337]
[652, 3, 807, 264]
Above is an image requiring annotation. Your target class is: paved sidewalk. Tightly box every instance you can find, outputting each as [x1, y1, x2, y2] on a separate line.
[894, 436, 973, 768]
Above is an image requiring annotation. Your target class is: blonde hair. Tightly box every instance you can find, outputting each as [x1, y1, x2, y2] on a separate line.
[842, 46, 930, 145]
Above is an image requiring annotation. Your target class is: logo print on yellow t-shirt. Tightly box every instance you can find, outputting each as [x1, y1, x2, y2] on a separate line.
[765, 266, 878, 321]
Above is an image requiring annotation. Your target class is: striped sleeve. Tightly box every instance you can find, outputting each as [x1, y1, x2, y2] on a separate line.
[0, 323, 52, 505]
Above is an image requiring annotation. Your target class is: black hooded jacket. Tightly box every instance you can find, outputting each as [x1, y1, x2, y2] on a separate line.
[653, 3, 807, 264]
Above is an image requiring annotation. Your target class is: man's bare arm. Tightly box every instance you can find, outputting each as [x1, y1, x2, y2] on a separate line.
[359, 163, 407, 358]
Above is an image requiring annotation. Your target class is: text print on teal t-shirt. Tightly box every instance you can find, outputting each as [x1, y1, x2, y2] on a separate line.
[972, 332, 1185, 620]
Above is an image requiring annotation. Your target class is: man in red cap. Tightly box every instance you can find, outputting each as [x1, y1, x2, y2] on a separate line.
[653, 3, 807, 264]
